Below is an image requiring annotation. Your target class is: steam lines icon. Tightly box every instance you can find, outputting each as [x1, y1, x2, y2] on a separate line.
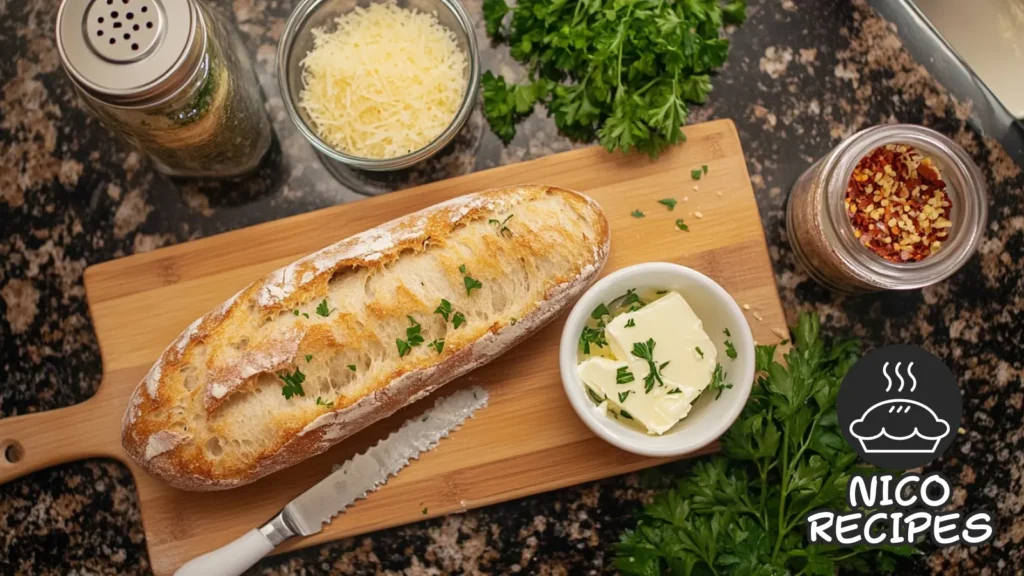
[849, 361, 951, 454]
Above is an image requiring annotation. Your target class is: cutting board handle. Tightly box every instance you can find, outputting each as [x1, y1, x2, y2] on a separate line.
[0, 396, 122, 485]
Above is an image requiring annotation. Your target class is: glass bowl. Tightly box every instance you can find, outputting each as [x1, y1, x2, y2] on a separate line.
[277, 0, 480, 172]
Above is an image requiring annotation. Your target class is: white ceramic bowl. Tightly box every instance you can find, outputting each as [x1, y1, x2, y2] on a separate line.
[559, 262, 755, 457]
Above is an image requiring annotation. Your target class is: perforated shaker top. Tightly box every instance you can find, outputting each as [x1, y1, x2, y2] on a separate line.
[57, 0, 200, 105]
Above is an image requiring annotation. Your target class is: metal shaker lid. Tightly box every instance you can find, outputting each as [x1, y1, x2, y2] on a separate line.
[56, 0, 204, 106]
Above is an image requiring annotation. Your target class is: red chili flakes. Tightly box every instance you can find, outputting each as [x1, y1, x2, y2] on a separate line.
[845, 144, 952, 263]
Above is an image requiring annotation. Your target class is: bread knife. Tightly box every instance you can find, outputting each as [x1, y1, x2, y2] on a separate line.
[173, 386, 488, 576]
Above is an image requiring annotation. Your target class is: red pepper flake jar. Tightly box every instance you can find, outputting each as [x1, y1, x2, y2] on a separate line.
[787, 125, 988, 293]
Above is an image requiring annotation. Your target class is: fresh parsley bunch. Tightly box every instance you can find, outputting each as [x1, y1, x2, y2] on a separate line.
[613, 312, 916, 575]
[481, 0, 746, 157]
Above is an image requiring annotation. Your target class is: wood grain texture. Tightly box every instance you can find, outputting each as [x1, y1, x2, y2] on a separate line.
[0, 119, 789, 575]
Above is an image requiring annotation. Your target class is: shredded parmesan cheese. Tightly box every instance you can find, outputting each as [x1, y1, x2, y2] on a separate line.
[299, 2, 468, 159]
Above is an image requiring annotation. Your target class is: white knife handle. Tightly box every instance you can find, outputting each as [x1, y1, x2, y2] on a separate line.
[173, 528, 274, 576]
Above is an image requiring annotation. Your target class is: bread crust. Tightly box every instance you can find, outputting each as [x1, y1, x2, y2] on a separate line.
[122, 185, 609, 490]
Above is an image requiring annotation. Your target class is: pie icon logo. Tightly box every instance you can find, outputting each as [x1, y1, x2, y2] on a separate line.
[838, 346, 961, 470]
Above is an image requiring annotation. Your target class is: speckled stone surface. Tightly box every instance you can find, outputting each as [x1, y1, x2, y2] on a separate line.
[2, 0, 1023, 574]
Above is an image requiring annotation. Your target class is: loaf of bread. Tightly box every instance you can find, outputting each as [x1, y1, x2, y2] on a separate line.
[121, 185, 610, 490]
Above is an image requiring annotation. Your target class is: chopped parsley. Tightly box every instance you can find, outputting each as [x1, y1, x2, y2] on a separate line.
[723, 327, 731, 337]
[695, 346, 704, 359]
[667, 387, 682, 394]
[434, 299, 452, 321]
[691, 168, 703, 180]
[725, 340, 737, 359]
[657, 198, 678, 211]
[279, 367, 306, 399]
[618, 391, 631, 403]
[422, 507, 428, 515]
[631, 209, 645, 218]
[708, 363, 732, 400]
[488, 214, 514, 237]
[702, 164, 709, 175]
[591, 303, 610, 320]
[315, 298, 335, 317]
[463, 270, 483, 296]
[305, 354, 313, 363]
[625, 318, 636, 328]
[675, 218, 689, 231]
[347, 364, 357, 372]
[429, 338, 445, 354]
[619, 409, 634, 420]
[315, 396, 333, 407]
[293, 309, 300, 316]
[452, 311, 467, 329]
[585, 385, 606, 406]
[579, 325, 607, 355]
[609, 288, 642, 311]
[631, 339, 666, 393]
[616, 366, 635, 384]
[396, 316, 425, 357]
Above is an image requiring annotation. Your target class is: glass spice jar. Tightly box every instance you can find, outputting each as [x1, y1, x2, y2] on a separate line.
[786, 124, 988, 294]
[56, 0, 272, 178]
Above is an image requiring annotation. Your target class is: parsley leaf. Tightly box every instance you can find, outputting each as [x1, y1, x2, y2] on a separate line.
[489, 214, 514, 237]
[396, 316, 425, 357]
[452, 311, 467, 329]
[305, 354, 313, 363]
[695, 346, 704, 359]
[691, 168, 703, 180]
[618, 391, 631, 403]
[463, 268, 483, 295]
[347, 364, 356, 372]
[315, 298, 335, 317]
[315, 396, 333, 407]
[619, 409, 634, 420]
[613, 311, 916, 575]
[658, 198, 677, 211]
[675, 218, 689, 231]
[482, 0, 508, 38]
[434, 299, 452, 321]
[625, 318, 636, 328]
[707, 363, 732, 400]
[429, 338, 445, 354]
[481, 72, 551, 143]
[585, 385, 605, 406]
[725, 340, 737, 360]
[591, 303, 610, 320]
[579, 326, 607, 355]
[631, 209, 645, 218]
[616, 366, 635, 385]
[279, 367, 306, 399]
[631, 339, 665, 393]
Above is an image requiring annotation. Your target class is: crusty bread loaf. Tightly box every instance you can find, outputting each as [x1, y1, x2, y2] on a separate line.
[122, 185, 609, 490]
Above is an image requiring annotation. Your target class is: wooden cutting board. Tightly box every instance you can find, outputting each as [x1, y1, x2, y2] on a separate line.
[0, 119, 787, 575]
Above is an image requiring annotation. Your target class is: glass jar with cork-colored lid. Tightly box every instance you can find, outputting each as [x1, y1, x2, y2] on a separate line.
[56, 0, 272, 178]
[786, 124, 988, 294]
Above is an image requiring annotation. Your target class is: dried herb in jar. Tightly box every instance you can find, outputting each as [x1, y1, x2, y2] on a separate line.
[845, 144, 952, 263]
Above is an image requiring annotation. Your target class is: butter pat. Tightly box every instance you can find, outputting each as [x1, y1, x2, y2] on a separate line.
[578, 357, 701, 434]
[577, 291, 717, 435]
[605, 291, 717, 393]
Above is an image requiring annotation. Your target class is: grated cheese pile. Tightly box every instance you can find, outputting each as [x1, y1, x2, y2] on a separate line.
[299, 2, 468, 160]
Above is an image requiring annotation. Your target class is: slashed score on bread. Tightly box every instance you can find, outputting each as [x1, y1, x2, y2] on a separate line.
[122, 185, 610, 490]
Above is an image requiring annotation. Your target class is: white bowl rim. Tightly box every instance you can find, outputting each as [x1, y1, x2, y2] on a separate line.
[558, 262, 755, 457]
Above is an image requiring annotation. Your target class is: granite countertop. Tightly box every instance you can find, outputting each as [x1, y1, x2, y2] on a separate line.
[2, 0, 1023, 574]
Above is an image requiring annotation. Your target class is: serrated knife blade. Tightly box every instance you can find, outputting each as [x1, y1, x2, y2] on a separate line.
[173, 386, 488, 576]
